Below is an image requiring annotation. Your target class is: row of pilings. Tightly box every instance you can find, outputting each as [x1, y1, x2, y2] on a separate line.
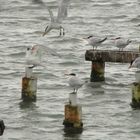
[20, 50, 140, 135]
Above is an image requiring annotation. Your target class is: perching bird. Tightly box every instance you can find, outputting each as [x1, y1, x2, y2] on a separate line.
[129, 57, 140, 69]
[66, 73, 85, 93]
[112, 37, 131, 51]
[42, 0, 70, 36]
[83, 36, 107, 50]
[25, 44, 61, 69]
[25, 45, 43, 68]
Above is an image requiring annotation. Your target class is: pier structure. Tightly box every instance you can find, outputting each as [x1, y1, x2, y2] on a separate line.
[85, 49, 140, 108]
[85, 50, 140, 82]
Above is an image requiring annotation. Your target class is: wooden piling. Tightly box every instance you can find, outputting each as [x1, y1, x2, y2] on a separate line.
[131, 82, 140, 108]
[21, 67, 37, 102]
[85, 50, 140, 63]
[63, 104, 83, 133]
[91, 59, 105, 82]
[21, 77, 37, 102]
[85, 50, 140, 82]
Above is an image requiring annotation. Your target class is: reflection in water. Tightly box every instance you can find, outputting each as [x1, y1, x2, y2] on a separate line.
[63, 133, 82, 140]
[19, 100, 37, 110]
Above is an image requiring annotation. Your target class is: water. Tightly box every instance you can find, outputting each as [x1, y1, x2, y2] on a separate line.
[0, 0, 140, 139]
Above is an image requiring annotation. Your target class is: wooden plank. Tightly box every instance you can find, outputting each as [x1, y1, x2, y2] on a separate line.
[85, 50, 140, 63]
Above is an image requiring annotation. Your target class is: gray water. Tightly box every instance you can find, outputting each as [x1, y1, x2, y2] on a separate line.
[0, 0, 140, 139]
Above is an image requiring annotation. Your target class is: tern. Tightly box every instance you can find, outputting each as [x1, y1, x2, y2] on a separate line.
[43, 0, 70, 36]
[25, 45, 43, 69]
[25, 44, 60, 69]
[66, 73, 85, 93]
[112, 37, 131, 51]
[83, 36, 107, 50]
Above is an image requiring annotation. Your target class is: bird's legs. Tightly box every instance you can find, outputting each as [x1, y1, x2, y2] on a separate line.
[59, 27, 62, 36]
[62, 27, 65, 35]
[59, 26, 65, 36]
[73, 88, 77, 94]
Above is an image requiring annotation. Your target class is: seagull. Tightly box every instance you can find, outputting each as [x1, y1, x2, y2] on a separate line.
[112, 37, 131, 51]
[42, 0, 70, 36]
[66, 73, 85, 93]
[83, 36, 107, 50]
[129, 57, 140, 69]
[25, 45, 43, 69]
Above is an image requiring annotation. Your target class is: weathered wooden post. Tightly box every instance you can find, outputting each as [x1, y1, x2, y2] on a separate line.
[91, 59, 105, 82]
[63, 92, 83, 134]
[131, 71, 140, 108]
[21, 67, 37, 102]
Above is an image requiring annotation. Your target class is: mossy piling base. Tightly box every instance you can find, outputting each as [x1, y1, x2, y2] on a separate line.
[63, 104, 83, 134]
[21, 77, 37, 102]
[131, 82, 140, 109]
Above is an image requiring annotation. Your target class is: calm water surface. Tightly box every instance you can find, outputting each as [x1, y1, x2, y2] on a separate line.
[0, 0, 140, 139]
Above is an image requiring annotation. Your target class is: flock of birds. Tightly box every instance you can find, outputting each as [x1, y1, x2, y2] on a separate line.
[26, 0, 140, 94]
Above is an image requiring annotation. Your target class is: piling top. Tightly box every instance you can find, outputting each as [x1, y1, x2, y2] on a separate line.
[85, 50, 140, 63]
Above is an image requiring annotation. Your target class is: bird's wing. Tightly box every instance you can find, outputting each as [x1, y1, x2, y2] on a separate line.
[47, 7, 55, 22]
[37, 44, 61, 57]
[57, 0, 70, 22]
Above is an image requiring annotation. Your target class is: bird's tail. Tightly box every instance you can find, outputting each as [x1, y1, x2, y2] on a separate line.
[100, 37, 107, 43]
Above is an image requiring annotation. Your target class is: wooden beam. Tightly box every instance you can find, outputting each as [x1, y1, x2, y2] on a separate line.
[85, 50, 140, 63]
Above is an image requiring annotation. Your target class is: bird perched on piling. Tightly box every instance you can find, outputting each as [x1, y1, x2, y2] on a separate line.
[25, 44, 60, 69]
[42, 0, 70, 36]
[112, 37, 131, 51]
[25, 45, 43, 68]
[66, 73, 85, 93]
[83, 35, 107, 50]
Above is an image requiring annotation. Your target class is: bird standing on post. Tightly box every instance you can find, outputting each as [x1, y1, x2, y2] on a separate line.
[25, 45, 42, 69]
[112, 37, 131, 51]
[42, 0, 70, 37]
[66, 73, 85, 93]
[83, 36, 107, 50]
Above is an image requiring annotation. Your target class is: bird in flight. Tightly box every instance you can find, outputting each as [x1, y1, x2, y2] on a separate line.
[42, 0, 70, 37]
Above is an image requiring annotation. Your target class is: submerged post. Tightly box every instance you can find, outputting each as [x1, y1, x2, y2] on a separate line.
[131, 71, 140, 108]
[63, 92, 83, 133]
[21, 67, 37, 102]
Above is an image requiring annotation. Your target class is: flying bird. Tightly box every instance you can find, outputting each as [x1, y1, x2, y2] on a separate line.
[43, 0, 70, 36]
[83, 36, 107, 50]
[66, 73, 85, 93]
[112, 37, 131, 51]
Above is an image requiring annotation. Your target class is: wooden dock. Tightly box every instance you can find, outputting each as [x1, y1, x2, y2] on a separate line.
[85, 50, 140, 63]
